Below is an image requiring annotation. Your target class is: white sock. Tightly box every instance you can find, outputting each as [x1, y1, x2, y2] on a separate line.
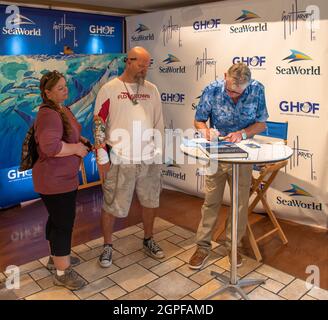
[56, 269, 65, 276]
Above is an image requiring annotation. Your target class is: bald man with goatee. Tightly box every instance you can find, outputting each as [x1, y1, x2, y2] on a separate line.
[94, 47, 165, 268]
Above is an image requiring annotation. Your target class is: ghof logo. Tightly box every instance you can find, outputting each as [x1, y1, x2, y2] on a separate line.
[161, 93, 185, 104]
[283, 184, 312, 197]
[193, 19, 221, 31]
[276, 50, 320, 76]
[283, 50, 312, 63]
[7, 169, 32, 181]
[89, 25, 115, 36]
[233, 56, 266, 68]
[236, 10, 260, 22]
[131, 23, 154, 41]
[279, 101, 320, 116]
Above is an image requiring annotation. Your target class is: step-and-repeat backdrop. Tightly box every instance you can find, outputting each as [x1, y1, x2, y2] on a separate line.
[126, 0, 328, 229]
[0, 5, 125, 208]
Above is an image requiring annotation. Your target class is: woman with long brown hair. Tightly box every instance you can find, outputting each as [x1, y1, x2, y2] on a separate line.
[33, 70, 89, 290]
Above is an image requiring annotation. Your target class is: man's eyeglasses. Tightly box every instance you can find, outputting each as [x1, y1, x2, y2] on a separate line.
[128, 57, 151, 69]
[225, 84, 245, 97]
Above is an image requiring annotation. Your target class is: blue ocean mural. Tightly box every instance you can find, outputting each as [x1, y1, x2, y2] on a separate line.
[0, 53, 125, 208]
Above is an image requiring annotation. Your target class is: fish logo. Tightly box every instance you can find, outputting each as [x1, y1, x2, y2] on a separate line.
[283, 184, 312, 197]
[163, 54, 180, 64]
[283, 50, 312, 63]
[11, 14, 35, 26]
[236, 10, 260, 22]
[135, 24, 150, 33]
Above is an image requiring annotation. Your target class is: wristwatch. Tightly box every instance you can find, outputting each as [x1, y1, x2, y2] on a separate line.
[241, 129, 247, 140]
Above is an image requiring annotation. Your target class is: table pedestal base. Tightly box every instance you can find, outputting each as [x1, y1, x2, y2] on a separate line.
[203, 271, 265, 300]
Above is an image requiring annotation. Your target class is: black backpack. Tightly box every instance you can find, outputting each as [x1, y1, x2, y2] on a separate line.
[19, 105, 54, 172]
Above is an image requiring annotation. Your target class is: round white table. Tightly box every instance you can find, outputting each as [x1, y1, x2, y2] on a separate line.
[181, 138, 293, 300]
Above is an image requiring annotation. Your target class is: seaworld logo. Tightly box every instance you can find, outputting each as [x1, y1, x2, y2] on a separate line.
[276, 50, 320, 76]
[131, 24, 154, 41]
[231, 10, 267, 33]
[276, 184, 322, 211]
[2, 13, 41, 36]
[159, 54, 186, 74]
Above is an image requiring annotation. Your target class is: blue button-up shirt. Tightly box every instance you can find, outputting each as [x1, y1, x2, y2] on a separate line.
[195, 79, 269, 136]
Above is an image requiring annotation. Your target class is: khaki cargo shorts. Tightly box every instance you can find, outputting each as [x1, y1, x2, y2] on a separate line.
[102, 163, 162, 218]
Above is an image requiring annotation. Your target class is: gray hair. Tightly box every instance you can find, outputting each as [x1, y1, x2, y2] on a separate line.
[227, 63, 251, 87]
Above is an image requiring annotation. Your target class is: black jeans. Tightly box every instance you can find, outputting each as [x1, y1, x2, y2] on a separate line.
[40, 190, 77, 256]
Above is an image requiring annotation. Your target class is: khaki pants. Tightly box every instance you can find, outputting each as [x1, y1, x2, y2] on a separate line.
[196, 163, 252, 252]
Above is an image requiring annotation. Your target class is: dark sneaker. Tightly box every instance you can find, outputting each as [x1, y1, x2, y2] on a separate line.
[143, 238, 165, 259]
[53, 267, 86, 291]
[227, 250, 244, 268]
[99, 245, 112, 268]
[189, 247, 210, 270]
[47, 256, 81, 271]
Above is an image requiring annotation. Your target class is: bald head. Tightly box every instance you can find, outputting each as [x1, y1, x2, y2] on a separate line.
[127, 46, 151, 61]
[123, 47, 151, 84]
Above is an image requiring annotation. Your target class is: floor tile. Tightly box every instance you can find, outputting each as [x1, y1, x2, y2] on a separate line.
[261, 278, 286, 294]
[109, 264, 158, 292]
[307, 286, 328, 300]
[168, 226, 195, 239]
[113, 225, 143, 238]
[150, 257, 185, 277]
[72, 244, 90, 254]
[153, 230, 175, 242]
[75, 277, 115, 300]
[155, 240, 185, 261]
[148, 271, 199, 300]
[37, 275, 55, 290]
[152, 218, 175, 233]
[255, 264, 295, 285]
[115, 251, 147, 269]
[301, 294, 317, 300]
[150, 295, 165, 300]
[279, 279, 310, 300]
[190, 279, 239, 300]
[138, 257, 161, 269]
[180, 295, 195, 300]
[102, 285, 127, 300]
[29, 268, 51, 281]
[73, 258, 120, 283]
[0, 274, 41, 300]
[118, 286, 156, 300]
[85, 237, 104, 249]
[190, 264, 225, 286]
[248, 286, 285, 300]
[86, 293, 108, 300]
[176, 264, 199, 278]
[166, 235, 185, 244]
[113, 235, 143, 256]
[241, 271, 268, 294]
[177, 237, 197, 250]
[25, 286, 79, 300]
[19, 260, 43, 275]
